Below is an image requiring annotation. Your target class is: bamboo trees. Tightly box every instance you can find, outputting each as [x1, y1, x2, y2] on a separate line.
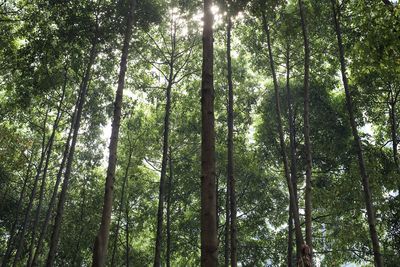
[331, 1, 383, 266]
[201, 0, 218, 265]
[92, 0, 136, 265]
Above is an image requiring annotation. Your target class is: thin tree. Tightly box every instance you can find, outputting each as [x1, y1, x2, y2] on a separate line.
[200, 0, 218, 265]
[331, 1, 383, 266]
[92, 0, 136, 265]
[1, 145, 35, 267]
[45, 36, 98, 267]
[153, 15, 176, 267]
[298, 0, 313, 261]
[226, 8, 237, 267]
[13, 107, 50, 267]
[261, 11, 310, 266]
[166, 147, 173, 267]
[27, 67, 68, 267]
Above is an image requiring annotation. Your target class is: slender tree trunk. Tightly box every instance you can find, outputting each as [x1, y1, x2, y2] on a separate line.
[45, 39, 98, 267]
[166, 148, 173, 267]
[285, 44, 297, 266]
[388, 92, 399, 172]
[201, 0, 218, 265]
[72, 174, 88, 266]
[92, 1, 135, 265]
[110, 147, 133, 267]
[226, 12, 237, 267]
[261, 12, 307, 264]
[331, 1, 383, 266]
[154, 26, 175, 267]
[298, 0, 313, 261]
[1, 146, 35, 267]
[27, 69, 68, 267]
[224, 181, 230, 267]
[31, 101, 77, 267]
[13, 108, 50, 267]
[125, 200, 130, 267]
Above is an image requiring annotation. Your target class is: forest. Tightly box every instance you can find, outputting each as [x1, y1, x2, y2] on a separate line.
[0, 0, 399, 266]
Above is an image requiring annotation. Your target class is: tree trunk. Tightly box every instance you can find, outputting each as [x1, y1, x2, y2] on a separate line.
[331, 1, 383, 266]
[298, 0, 313, 261]
[1, 145, 35, 267]
[388, 91, 399, 172]
[261, 12, 307, 264]
[27, 69, 68, 267]
[285, 44, 297, 266]
[45, 38, 98, 267]
[166, 147, 173, 267]
[92, 1, 135, 265]
[226, 12, 237, 267]
[201, 0, 218, 265]
[125, 199, 130, 267]
[13, 108, 50, 267]
[154, 26, 175, 267]
[31, 101, 77, 267]
[110, 146, 133, 267]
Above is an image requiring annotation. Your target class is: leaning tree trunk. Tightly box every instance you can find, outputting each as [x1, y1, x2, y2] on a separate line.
[298, 0, 313, 262]
[31, 100, 77, 267]
[1, 145, 35, 267]
[13, 108, 50, 267]
[331, 1, 383, 266]
[45, 38, 98, 267]
[92, 1, 136, 266]
[201, 0, 218, 265]
[261, 12, 309, 266]
[226, 12, 237, 267]
[27, 69, 67, 267]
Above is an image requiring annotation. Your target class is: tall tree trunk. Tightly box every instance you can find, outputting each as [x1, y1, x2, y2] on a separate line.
[27, 69, 68, 267]
[388, 91, 399, 172]
[31, 101, 77, 267]
[1, 146, 35, 267]
[226, 12, 237, 267]
[201, 0, 218, 265]
[125, 200, 130, 267]
[92, 1, 135, 265]
[154, 22, 175, 267]
[285, 44, 297, 266]
[331, 1, 383, 266]
[45, 38, 98, 267]
[110, 146, 133, 267]
[13, 108, 50, 267]
[166, 147, 173, 267]
[224, 180, 230, 267]
[261, 12, 308, 265]
[298, 0, 313, 261]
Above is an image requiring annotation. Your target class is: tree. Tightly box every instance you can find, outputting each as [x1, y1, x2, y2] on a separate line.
[331, 1, 383, 266]
[200, 0, 218, 265]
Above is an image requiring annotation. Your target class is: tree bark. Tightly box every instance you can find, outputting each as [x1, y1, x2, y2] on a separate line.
[27, 68, 67, 267]
[201, 0, 218, 265]
[298, 0, 313, 262]
[226, 12, 237, 267]
[45, 38, 98, 267]
[331, 1, 383, 266]
[92, 1, 135, 265]
[261, 12, 306, 264]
